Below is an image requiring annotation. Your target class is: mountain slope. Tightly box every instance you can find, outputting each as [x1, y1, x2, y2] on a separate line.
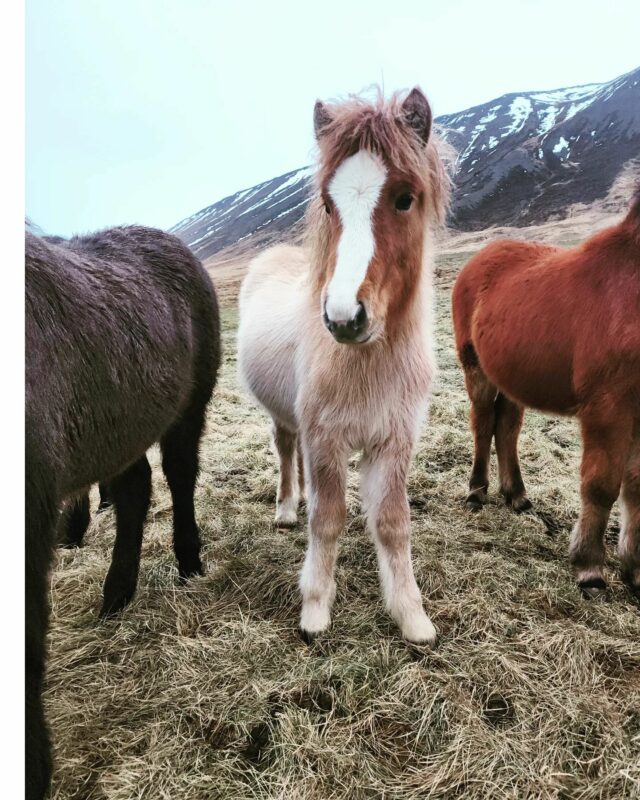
[173, 66, 640, 258]
[442, 66, 640, 228]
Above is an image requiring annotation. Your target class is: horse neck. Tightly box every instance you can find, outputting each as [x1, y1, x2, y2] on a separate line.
[386, 226, 436, 350]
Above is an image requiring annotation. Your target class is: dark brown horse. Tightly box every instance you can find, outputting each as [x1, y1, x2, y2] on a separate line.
[26, 226, 220, 800]
[452, 190, 640, 599]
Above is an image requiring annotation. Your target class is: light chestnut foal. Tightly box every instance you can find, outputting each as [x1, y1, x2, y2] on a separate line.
[238, 89, 450, 642]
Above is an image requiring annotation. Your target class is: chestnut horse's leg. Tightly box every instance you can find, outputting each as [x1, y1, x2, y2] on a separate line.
[495, 393, 531, 512]
[298, 434, 347, 639]
[272, 422, 300, 527]
[463, 365, 497, 510]
[619, 430, 640, 596]
[570, 405, 633, 596]
[100, 455, 152, 617]
[361, 441, 437, 644]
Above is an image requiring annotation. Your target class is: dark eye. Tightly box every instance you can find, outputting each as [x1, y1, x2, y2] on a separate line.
[395, 193, 413, 211]
[324, 202, 331, 215]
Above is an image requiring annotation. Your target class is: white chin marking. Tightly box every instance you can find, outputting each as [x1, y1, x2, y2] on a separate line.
[325, 151, 387, 323]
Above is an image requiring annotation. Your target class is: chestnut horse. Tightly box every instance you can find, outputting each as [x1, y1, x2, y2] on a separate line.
[238, 89, 451, 642]
[452, 190, 640, 597]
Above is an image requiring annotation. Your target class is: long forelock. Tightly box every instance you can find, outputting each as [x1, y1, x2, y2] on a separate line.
[306, 89, 453, 280]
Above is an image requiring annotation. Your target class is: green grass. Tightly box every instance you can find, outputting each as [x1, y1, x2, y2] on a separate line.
[47, 273, 640, 799]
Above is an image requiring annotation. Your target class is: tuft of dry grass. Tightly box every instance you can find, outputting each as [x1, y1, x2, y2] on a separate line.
[47, 232, 640, 799]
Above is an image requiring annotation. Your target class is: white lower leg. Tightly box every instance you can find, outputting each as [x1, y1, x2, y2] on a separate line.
[375, 540, 437, 643]
[276, 490, 299, 526]
[299, 539, 336, 634]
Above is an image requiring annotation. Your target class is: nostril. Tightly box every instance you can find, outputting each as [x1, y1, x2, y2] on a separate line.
[353, 302, 367, 330]
[323, 308, 334, 332]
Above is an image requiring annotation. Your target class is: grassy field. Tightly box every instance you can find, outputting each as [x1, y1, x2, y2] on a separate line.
[47, 237, 640, 799]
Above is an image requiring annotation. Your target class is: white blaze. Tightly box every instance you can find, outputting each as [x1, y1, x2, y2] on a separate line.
[325, 150, 387, 322]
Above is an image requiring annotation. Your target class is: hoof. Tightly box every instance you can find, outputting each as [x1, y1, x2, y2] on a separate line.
[275, 513, 298, 529]
[465, 498, 484, 513]
[465, 489, 486, 512]
[58, 540, 82, 550]
[512, 496, 533, 513]
[100, 592, 133, 619]
[627, 585, 640, 601]
[400, 612, 438, 645]
[298, 627, 319, 645]
[178, 559, 204, 583]
[299, 601, 331, 640]
[275, 499, 298, 528]
[578, 576, 608, 599]
[621, 568, 640, 600]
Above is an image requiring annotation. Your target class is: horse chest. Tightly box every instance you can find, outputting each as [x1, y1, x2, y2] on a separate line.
[300, 350, 432, 447]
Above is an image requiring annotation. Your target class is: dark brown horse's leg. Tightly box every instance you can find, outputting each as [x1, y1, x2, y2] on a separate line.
[97, 482, 113, 512]
[25, 472, 56, 800]
[570, 406, 633, 597]
[57, 492, 90, 548]
[463, 366, 497, 510]
[101, 456, 152, 617]
[494, 393, 531, 512]
[273, 422, 300, 527]
[161, 401, 207, 581]
[619, 430, 640, 597]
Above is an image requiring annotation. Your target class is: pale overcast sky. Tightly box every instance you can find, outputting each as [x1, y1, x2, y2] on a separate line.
[26, 0, 640, 237]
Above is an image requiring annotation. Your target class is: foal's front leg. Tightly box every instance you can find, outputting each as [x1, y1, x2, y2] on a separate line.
[361, 440, 437, 644]
[298, 435, 347, 638]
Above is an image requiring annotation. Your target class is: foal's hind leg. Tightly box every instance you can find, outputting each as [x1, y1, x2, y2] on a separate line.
[273, 422, 300, 527]
[570, 405, 633, 597]
[160, 401, 207, 580]
[619, 429, 640, 596]
[494, 393, 531, 512]
[101, 456, 152, 617]
[463, 363, 497, 510]
[297, 439, 305, 498]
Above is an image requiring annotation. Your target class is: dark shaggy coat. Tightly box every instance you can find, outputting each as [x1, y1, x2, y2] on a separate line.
[26, 225, 220, 799]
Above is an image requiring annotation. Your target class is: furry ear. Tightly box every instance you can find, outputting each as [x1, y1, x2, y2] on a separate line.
[402, 88, 432, 144]
[313, 101, 332, 140]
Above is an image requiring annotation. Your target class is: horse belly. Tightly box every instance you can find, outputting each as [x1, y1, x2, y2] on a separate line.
[237, 287, 301, 431]
[474, 300, 577, 414]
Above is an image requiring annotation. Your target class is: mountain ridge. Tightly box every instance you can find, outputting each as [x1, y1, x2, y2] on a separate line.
[173, 66, 640, 261]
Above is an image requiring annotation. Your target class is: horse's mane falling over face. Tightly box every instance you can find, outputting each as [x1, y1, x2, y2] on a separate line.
[306, 87, 452, 344]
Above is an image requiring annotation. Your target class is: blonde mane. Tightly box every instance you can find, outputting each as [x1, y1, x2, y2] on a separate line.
[305, 88, 454, 281]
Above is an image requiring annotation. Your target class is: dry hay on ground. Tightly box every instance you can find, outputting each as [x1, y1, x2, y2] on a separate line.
[47, 240, 640, 799]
